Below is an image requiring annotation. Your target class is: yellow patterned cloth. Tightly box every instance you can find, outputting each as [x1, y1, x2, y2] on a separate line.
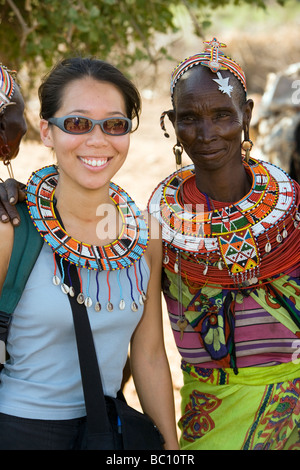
[179, 362, 300, 450]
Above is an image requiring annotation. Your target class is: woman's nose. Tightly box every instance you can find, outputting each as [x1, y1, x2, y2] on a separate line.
[86, 123, 109, 145]
[196, 119, 215, 143]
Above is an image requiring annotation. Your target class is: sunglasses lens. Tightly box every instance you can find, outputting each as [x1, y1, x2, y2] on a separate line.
[103, 118, 129, 135]
[64, 117, 92, 133]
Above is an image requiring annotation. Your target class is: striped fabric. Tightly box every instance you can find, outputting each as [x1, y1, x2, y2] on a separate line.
[165, 288, 299, 369]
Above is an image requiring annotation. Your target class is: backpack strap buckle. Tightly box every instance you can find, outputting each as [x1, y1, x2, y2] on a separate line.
[0, 312, 11, 365]
[0, 311, 11, 339]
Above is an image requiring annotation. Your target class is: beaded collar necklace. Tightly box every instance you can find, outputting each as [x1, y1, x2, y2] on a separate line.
[26, 165, 149, 309]
[148, 157, 300, 289]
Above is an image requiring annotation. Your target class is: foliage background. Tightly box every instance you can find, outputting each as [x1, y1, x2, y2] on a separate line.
[1, 0, 300, 137]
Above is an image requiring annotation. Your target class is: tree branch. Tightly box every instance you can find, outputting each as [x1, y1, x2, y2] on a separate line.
[181, 0, 204, 37]
[6, 0, 35, 46]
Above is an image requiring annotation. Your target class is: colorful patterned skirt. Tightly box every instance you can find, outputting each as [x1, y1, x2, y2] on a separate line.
[179, 361, 300, 450]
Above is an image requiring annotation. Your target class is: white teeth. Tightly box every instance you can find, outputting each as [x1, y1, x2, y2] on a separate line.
[80, 157, 108, 167]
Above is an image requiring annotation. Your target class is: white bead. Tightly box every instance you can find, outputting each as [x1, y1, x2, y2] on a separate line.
[52, 275, 60, 286]
[77, 293, 85, 304]
[69, 286, 75, 297]
[265, 242, 271, 253]
[84, 297, 93, 308]
[61, 283, 69, 294]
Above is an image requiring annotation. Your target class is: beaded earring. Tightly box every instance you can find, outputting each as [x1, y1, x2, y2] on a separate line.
[160, 110, 170, 138]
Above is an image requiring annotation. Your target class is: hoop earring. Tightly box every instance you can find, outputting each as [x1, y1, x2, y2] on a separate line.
[3, 158, 14, 179]
[173, 142, 183, 167]
[1, 145, 14, 178]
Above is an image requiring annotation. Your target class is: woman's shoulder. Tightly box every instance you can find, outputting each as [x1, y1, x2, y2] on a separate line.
[0, 219, 14, 244]
[0, 221, 14, 292]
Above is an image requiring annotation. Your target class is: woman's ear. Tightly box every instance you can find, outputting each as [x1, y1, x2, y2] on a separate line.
[167, 109, 176, 127]
[40, 119, 54, 148]
[243, 98, 254, 130]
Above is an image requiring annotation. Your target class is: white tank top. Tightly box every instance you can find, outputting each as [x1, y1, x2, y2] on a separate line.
[0, 242, 149, 420]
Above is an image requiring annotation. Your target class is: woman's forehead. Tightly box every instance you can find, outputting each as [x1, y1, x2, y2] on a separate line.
[174, 66, 244, 108]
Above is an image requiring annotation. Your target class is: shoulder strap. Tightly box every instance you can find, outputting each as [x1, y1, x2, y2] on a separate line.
[60, 260, 112, 445]
[0, 202, 43, 348]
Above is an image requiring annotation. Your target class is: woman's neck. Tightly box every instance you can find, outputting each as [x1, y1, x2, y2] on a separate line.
[54, 176, 120, 246]
[194, 161, 251, 203]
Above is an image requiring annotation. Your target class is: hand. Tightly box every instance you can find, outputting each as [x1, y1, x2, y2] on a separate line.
[0, 178, 26, 225]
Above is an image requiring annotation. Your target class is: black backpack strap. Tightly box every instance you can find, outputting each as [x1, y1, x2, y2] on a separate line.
[0, 202, 43, 348]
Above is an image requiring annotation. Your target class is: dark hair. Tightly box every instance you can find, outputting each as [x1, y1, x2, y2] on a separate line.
[38, 57, 141, 130]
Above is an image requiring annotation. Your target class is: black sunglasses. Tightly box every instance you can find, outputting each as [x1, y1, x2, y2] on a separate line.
[47, 115, 132, 136]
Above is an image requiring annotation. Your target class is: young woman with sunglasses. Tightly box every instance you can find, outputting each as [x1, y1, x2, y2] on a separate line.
[0, 57, 178, 450]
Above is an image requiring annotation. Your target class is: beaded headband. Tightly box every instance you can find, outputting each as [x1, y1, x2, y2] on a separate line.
[0, 64, 17, 112]
[170, 38, 247, 97]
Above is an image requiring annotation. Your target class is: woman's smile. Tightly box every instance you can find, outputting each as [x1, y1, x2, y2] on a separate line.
[78, 156, 110, 169]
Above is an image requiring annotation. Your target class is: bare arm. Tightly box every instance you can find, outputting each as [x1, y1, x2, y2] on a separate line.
[130, 215, 179, 450]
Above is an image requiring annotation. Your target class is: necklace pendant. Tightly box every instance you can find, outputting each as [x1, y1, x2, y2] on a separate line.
[276, 233, 282, 243]
[52, 275, 60, 286]
[61, 283, 69, 295]
[119, 299, 126, 310]
[69, 286, 75, 297]
[203, 264, 208, 275]
[84, 296, 93, 308]
[77, 293, 85, 305]
[218, 259, 223, 270]
[94, 301, 101, 312]
[131, 301, 138, 312]
[282, 228, 288, 238]
[107, 302, 114, 312]
[265, 241, 272, 253]
[177, 318, 188, 341]
[163, 254, 169, 265]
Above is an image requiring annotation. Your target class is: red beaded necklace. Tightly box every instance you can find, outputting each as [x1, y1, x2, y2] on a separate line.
[149, 159, 300, 290]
